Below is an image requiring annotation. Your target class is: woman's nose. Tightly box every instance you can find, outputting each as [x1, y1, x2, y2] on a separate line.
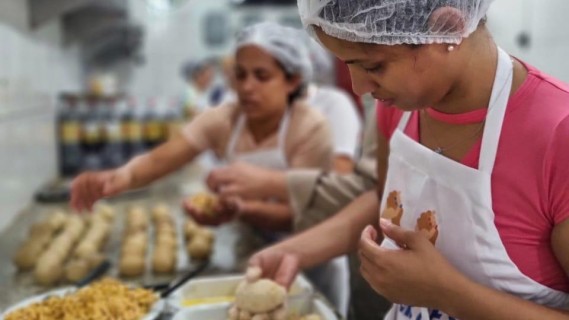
[349, 67, 378, 96]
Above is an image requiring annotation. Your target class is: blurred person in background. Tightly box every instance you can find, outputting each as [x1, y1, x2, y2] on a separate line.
[180, 58, 224, 116]
[71, 21, 332, 233]
[246, 0, 569, 319]
[214, 34, 362, 174]
[218, 55, 238, 105]
[203, 33, 364, 315]
[304, 36, 362, 173]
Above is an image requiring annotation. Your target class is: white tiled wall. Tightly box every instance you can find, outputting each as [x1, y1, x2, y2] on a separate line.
[125, 0, 301, 98]
[0, 2, 81, 232]
[123, 0, 569, 99]
[488, 0, 569, 82]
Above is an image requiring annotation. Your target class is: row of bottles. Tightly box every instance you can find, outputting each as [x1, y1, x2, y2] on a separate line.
[57, 94, 185, 177]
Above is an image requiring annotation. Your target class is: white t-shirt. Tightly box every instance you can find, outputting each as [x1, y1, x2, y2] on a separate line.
[306, 84, 362, 159]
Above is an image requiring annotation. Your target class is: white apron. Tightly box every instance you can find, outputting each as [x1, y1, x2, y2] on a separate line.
[225, 110, 291, 169]
[226, 110, 350, 315]
[213, 110, 292, 271]
[379, 48, 569, 320]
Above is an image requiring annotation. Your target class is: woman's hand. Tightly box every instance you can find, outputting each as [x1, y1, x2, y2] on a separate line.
[207, 162, 284, 200]
[249, 246, 301, 289]
[182, 196, 241, 226]
[358, 218, 466, 310]
[70, 168, 132, 212]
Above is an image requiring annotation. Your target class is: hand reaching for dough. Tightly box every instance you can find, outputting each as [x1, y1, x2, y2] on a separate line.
[228, 267, 288, 320]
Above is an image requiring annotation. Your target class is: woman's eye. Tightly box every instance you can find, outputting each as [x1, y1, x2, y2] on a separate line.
[235, 71, 246, 80]
[255, 71, 271, 82]
[364, 64, 384, 74]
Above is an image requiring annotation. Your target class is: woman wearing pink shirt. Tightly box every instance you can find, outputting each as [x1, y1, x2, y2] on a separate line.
[249, 0, 569, 319]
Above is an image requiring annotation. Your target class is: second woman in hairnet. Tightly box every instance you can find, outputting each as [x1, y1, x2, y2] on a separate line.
[69, 22, 332, 232]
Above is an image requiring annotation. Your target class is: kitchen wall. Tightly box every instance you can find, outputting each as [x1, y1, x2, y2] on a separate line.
[487, 0, 569, 81]
[123, 0, 569, 102]
[124, 0, 301, 99]
[0, 1, 81, 232]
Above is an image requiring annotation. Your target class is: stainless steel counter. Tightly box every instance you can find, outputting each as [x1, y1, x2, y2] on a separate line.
[0, 164, 254, 312]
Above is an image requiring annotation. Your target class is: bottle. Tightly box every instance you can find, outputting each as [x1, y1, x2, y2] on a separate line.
[57, 94, 83, 177]
[102, 97, 125, 168]
[122, 97, 146, 160]
[81, 96, 105, 171]
[142, 98, 165, 150]
[165, 98, 184, 140]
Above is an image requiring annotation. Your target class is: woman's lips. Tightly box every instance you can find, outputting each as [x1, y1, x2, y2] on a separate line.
[372, 94, 394, 107]
[378, 99, 394, 107]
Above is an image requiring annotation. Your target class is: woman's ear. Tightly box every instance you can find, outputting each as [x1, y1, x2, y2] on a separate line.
[286, 74, 302, 95]
[428, 6, 466, 35]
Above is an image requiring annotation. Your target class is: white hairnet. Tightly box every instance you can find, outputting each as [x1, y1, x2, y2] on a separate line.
[298, 0, 494, 45]
[236, 22, 313, 83]
[180, 58, 213, 80]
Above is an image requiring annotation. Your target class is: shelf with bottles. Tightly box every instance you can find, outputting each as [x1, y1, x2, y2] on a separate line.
[56, 93, 186, 178]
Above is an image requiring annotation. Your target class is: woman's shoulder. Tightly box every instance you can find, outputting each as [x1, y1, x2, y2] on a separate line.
[523, 61, 569, 96]
[195, 102, 240, 124]
[290, 101, 329, 129]
[509, 62, 569, 132]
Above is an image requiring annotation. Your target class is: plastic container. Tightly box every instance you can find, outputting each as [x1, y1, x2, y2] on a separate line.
[172, 297, 338, 320]
[176, 273, 313, 308]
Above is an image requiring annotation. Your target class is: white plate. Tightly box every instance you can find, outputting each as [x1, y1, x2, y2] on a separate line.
[1, 288, 73, 319]
[0, 287, 165, 320]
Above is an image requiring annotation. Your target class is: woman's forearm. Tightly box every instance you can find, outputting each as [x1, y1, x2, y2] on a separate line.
[272, 190, 378, 269]
[127, 136, 199, 189]
[442, 275, 569, 319]
[239, 201, 293, 231]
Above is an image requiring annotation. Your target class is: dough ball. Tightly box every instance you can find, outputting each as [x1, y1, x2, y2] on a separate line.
[194, 228, 215, 244]
[95, 204, 115, 222]
[186, 237, 212, 260]
[184, 220, 199, 239]
[228, 306, 239, 320]
[152, 204, 170, 220]
[239, 310, 252, 320]
[28, 222, 54, 238]
[123, 240, 147, 256]
[251, 313, 269, 320]
[34, 255, 62, 286]
[152, 248, 176, 274]
[75, 242, 98, 259]
[156, 235, 177, 250]
[272, 306, 288, 320]
[235, 279, 287, 313]
[124, 232, 148, 247]
[188, 193, 219, 217]
[47, 211, 68, 230]
[85, 253, 105, 268]
[119, 254, 145, 277]
[128, 206, 146, 217]
[13, 242, 44, 270]
[156, 224, 176, 237]
[64, 259, 90, 282]
[128, 219, 149, 232]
